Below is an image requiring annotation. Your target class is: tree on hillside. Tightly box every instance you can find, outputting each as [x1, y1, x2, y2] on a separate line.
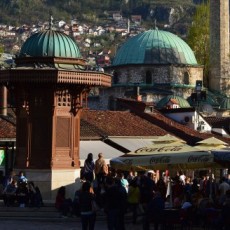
[0, 45, 4, 53]
[186, 0, 209, 87]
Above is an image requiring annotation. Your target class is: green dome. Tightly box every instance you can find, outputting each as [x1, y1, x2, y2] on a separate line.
[187, 93, 220, 108]
[157, 95, 191, 109]
[113, 29, 197, 66]
[220, 97, 230, 110]
[19, 30, 81, 58]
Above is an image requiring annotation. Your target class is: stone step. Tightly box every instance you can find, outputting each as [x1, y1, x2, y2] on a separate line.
[0, 208, 60, 217]
[0, 206, 57, 211]
[0, 201, 133, 222]
[0, 201, 65, 220]
[0, 204, 108, 221]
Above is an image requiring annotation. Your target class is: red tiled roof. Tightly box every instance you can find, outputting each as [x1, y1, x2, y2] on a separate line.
[0, 116, 16, 139]
[114, 99, 230, 146]
[142, 110, 213, 145]
[0, 105, 229, 148]
[169, 98, 179, 104]
[80, 119, 106, 139]
[81, 109, 168, 137]
[204, 117, 230, 133]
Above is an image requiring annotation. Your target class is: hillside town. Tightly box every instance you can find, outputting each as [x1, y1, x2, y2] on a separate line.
[0, 12, 144, 69]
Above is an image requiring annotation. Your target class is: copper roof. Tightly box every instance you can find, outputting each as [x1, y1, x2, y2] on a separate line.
[19, 30, 81, 58]
[112, 29, 198, 66]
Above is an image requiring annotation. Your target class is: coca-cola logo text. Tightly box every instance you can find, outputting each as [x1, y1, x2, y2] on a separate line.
[150, 156, 171, 164]
[123, 159, 133, 165]
[134, 146, 183, 154]
[188, 155, 212, 163]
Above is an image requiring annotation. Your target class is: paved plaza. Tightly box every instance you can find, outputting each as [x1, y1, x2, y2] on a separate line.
[0, 219, 143, 230]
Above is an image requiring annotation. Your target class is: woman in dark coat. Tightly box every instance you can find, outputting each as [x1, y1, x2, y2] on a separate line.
[83, 153, 95, 183]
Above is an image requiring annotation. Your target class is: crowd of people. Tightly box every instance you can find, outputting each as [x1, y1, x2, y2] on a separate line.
[54, 152, 230, 230]
[0, 170, 43, 208]
[1, 153, 230, 230]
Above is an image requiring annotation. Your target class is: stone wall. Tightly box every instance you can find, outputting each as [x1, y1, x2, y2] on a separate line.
[88, 64, 203, 110]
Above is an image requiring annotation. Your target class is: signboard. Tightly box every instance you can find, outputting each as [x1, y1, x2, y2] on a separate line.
[0, 150, 5, 166]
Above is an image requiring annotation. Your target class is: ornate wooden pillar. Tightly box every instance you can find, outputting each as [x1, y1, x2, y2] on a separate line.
[0, 56, 111, 200]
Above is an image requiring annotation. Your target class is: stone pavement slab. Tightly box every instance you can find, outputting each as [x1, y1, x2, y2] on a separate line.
[0, 219, 143, 230]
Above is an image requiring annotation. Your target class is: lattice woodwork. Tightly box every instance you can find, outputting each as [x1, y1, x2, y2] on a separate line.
[56, 117, 70, 147]
[57, 90, 71, 107]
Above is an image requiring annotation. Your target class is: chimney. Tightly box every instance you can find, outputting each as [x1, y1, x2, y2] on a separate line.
[136, 86, 142, 101]
[0, 86, 7, 116]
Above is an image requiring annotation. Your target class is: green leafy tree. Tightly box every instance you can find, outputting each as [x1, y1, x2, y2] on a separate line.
[186, 0, 209, 87]
[0, 45, 4, 53]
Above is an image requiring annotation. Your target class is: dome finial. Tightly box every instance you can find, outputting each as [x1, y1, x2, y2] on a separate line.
[49, 10, 53, 30]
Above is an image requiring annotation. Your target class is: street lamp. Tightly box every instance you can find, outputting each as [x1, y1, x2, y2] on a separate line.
[191, 80, 207, 131]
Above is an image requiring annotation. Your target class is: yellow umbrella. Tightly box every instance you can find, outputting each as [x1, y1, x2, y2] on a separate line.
[151, 134, 186, 144]
[196, 137, 229, 151]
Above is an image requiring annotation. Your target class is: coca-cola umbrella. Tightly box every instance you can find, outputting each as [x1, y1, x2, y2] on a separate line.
[212, 148, 230, 168]
[195, 137, 228, 151]
[110, 142, 215, 171]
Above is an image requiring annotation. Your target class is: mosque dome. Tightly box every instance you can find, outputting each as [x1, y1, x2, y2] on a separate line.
[156, 95, 191, 109]
[19, 29, 81, 58]
[112, 29, 197, 66]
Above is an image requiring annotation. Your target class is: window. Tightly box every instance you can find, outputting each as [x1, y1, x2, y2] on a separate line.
[184, 72, 189, 85]
[146, 71, 152, 84]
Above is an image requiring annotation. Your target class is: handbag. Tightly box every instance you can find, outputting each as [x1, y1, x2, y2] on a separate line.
[92, 200, 100, 212]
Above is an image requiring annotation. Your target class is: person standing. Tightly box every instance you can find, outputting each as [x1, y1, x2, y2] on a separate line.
[94, 153, 108, 187]
[219, 177, 230, 205]
[104, 177, 127, 230]
[79, 181, 96, 230]
[127, 179, 140, 224]
[83, 153, 95, 183]
[143, 191, 165, 230]
[119, 172, 129, 193]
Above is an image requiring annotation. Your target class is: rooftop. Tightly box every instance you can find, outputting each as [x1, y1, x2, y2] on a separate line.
[112, 29, 198, 66]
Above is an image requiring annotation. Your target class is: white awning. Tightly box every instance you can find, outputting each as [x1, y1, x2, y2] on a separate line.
[107, 136, 160, 151]
[80, 140, 124, 166]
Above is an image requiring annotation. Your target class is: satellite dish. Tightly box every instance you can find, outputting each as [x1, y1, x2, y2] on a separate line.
[184, 116, 190, 123]
[201, 104, 214, 115]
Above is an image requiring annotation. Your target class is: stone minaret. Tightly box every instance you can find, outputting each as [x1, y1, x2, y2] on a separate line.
[209, 0, 230, 96]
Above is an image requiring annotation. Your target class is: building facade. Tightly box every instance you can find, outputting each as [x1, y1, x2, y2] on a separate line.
[89, 29, 203, 110]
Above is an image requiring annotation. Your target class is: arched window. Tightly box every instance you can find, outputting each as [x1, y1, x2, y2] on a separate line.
[146, 71, 152, 84]
[113, 71, 118, 84]
[184, 72, 189, 85]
